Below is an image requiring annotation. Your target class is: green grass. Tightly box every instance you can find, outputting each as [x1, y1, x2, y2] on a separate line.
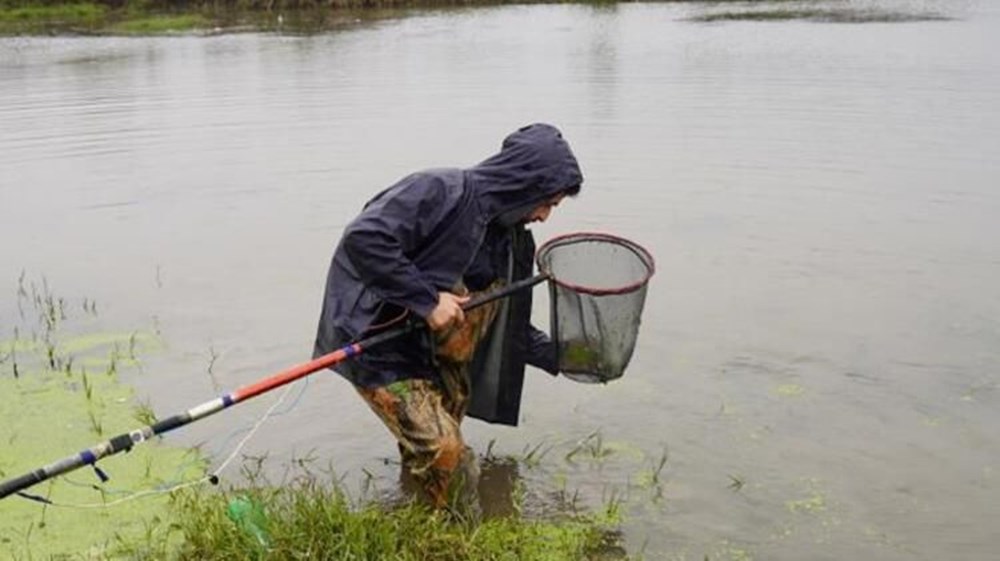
[151, 477, 622, 561]
[0, 2, 104, 22]
[0, 2, 106, 32]
[0, 1, 212, 34]
[111, 13, 208, 33]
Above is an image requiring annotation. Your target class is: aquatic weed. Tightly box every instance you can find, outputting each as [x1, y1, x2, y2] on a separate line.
[87, 409, 104, 436]
[727, 474, 745, 492]
[134, 399, 159, 426]
[638, 447, 668, 487]
[128, 331, 138, 361]
[82, 370, 94, 401]
[566, 431, 613, 462]
[521, 440, 554, 467]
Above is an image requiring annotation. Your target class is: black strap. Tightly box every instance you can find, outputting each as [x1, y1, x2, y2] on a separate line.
[92, 464, 110, 483]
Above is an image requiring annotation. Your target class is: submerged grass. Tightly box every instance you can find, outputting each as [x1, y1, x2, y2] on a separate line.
[156, 476, 622, 561]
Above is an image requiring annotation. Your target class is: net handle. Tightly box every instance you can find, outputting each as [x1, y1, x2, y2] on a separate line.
[536, 231, 656, 296]
[463, 273, 548, 310]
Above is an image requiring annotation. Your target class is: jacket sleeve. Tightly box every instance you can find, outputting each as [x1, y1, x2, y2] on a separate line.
[340, 177, 455, 319]
[525, 324, 559, 376]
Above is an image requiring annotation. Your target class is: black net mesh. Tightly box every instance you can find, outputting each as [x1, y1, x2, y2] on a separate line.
[536, 233, 655, 383]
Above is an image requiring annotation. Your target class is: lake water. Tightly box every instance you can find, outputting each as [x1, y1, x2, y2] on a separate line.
[2, 1, 998, 559]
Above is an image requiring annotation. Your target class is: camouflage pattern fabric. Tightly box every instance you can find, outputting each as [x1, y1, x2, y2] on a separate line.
[355, 283, 501, 508]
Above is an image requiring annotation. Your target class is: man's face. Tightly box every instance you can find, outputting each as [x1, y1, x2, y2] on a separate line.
[525, 193, 568, 224]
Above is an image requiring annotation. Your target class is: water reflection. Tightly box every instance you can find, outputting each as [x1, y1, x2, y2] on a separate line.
[477, 457, 520, 519]
[391, 455, 522, 519]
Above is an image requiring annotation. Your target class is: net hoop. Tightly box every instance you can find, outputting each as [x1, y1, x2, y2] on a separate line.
[536, 232, 656, 296]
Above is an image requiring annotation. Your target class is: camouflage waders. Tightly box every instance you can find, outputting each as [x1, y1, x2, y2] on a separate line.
[355, 284, 501, 508]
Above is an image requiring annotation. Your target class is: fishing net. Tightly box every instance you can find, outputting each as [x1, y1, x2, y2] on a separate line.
[536, 232, 655, 383]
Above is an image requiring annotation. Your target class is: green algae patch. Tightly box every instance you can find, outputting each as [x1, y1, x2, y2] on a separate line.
[775, 384, 805, 398]
[1, 279, 202, 559]
[786, 490, 827, 514]
[562, 340, 604, 372]
[0, 373, 206, 559]
[1, 330, 161, 378]
[1, 330, 159, 357]
[59, 330, 161, 357]
[559, 340, 614, 383]
[785, 479, 829, 515]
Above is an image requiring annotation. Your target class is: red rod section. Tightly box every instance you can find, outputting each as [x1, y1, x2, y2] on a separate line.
[232, 344, 360, 403]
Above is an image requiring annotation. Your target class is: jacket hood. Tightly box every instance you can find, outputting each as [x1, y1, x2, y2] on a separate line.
[465, 123, 583, 223]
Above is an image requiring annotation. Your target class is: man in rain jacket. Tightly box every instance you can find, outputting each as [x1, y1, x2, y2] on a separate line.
[314, 123, 583, 507]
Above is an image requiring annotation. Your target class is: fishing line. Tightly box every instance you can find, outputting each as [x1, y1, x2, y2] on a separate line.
[19, 379, 303, 509]
[53, 374, 312, 502]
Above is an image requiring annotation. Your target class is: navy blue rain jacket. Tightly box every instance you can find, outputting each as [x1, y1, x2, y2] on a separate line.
[313, 123, 583, 424]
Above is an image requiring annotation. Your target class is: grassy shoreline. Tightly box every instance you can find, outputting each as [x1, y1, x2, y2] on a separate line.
[153, 474, 624, 560]
[0, 0, 573, 35]
[1, 2, 305, 36]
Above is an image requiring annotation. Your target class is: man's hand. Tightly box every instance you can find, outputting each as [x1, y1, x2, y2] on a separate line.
[425, 292, 470, 331]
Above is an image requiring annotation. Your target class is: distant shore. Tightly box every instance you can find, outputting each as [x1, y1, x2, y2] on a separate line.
[0, 0, 952, 36]
[0, 0, 550, 35]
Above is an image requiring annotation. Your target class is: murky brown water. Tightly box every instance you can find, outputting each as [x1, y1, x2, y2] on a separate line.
[2, 1, 999, 558]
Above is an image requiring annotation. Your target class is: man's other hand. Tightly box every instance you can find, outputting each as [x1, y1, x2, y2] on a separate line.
[425, 292, 470, 331]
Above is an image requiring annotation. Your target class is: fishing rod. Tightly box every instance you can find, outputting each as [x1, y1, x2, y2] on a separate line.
[0, 274, 549, 502]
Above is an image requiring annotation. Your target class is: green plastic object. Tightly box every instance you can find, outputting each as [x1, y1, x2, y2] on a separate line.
[226, 495, 271, 549]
